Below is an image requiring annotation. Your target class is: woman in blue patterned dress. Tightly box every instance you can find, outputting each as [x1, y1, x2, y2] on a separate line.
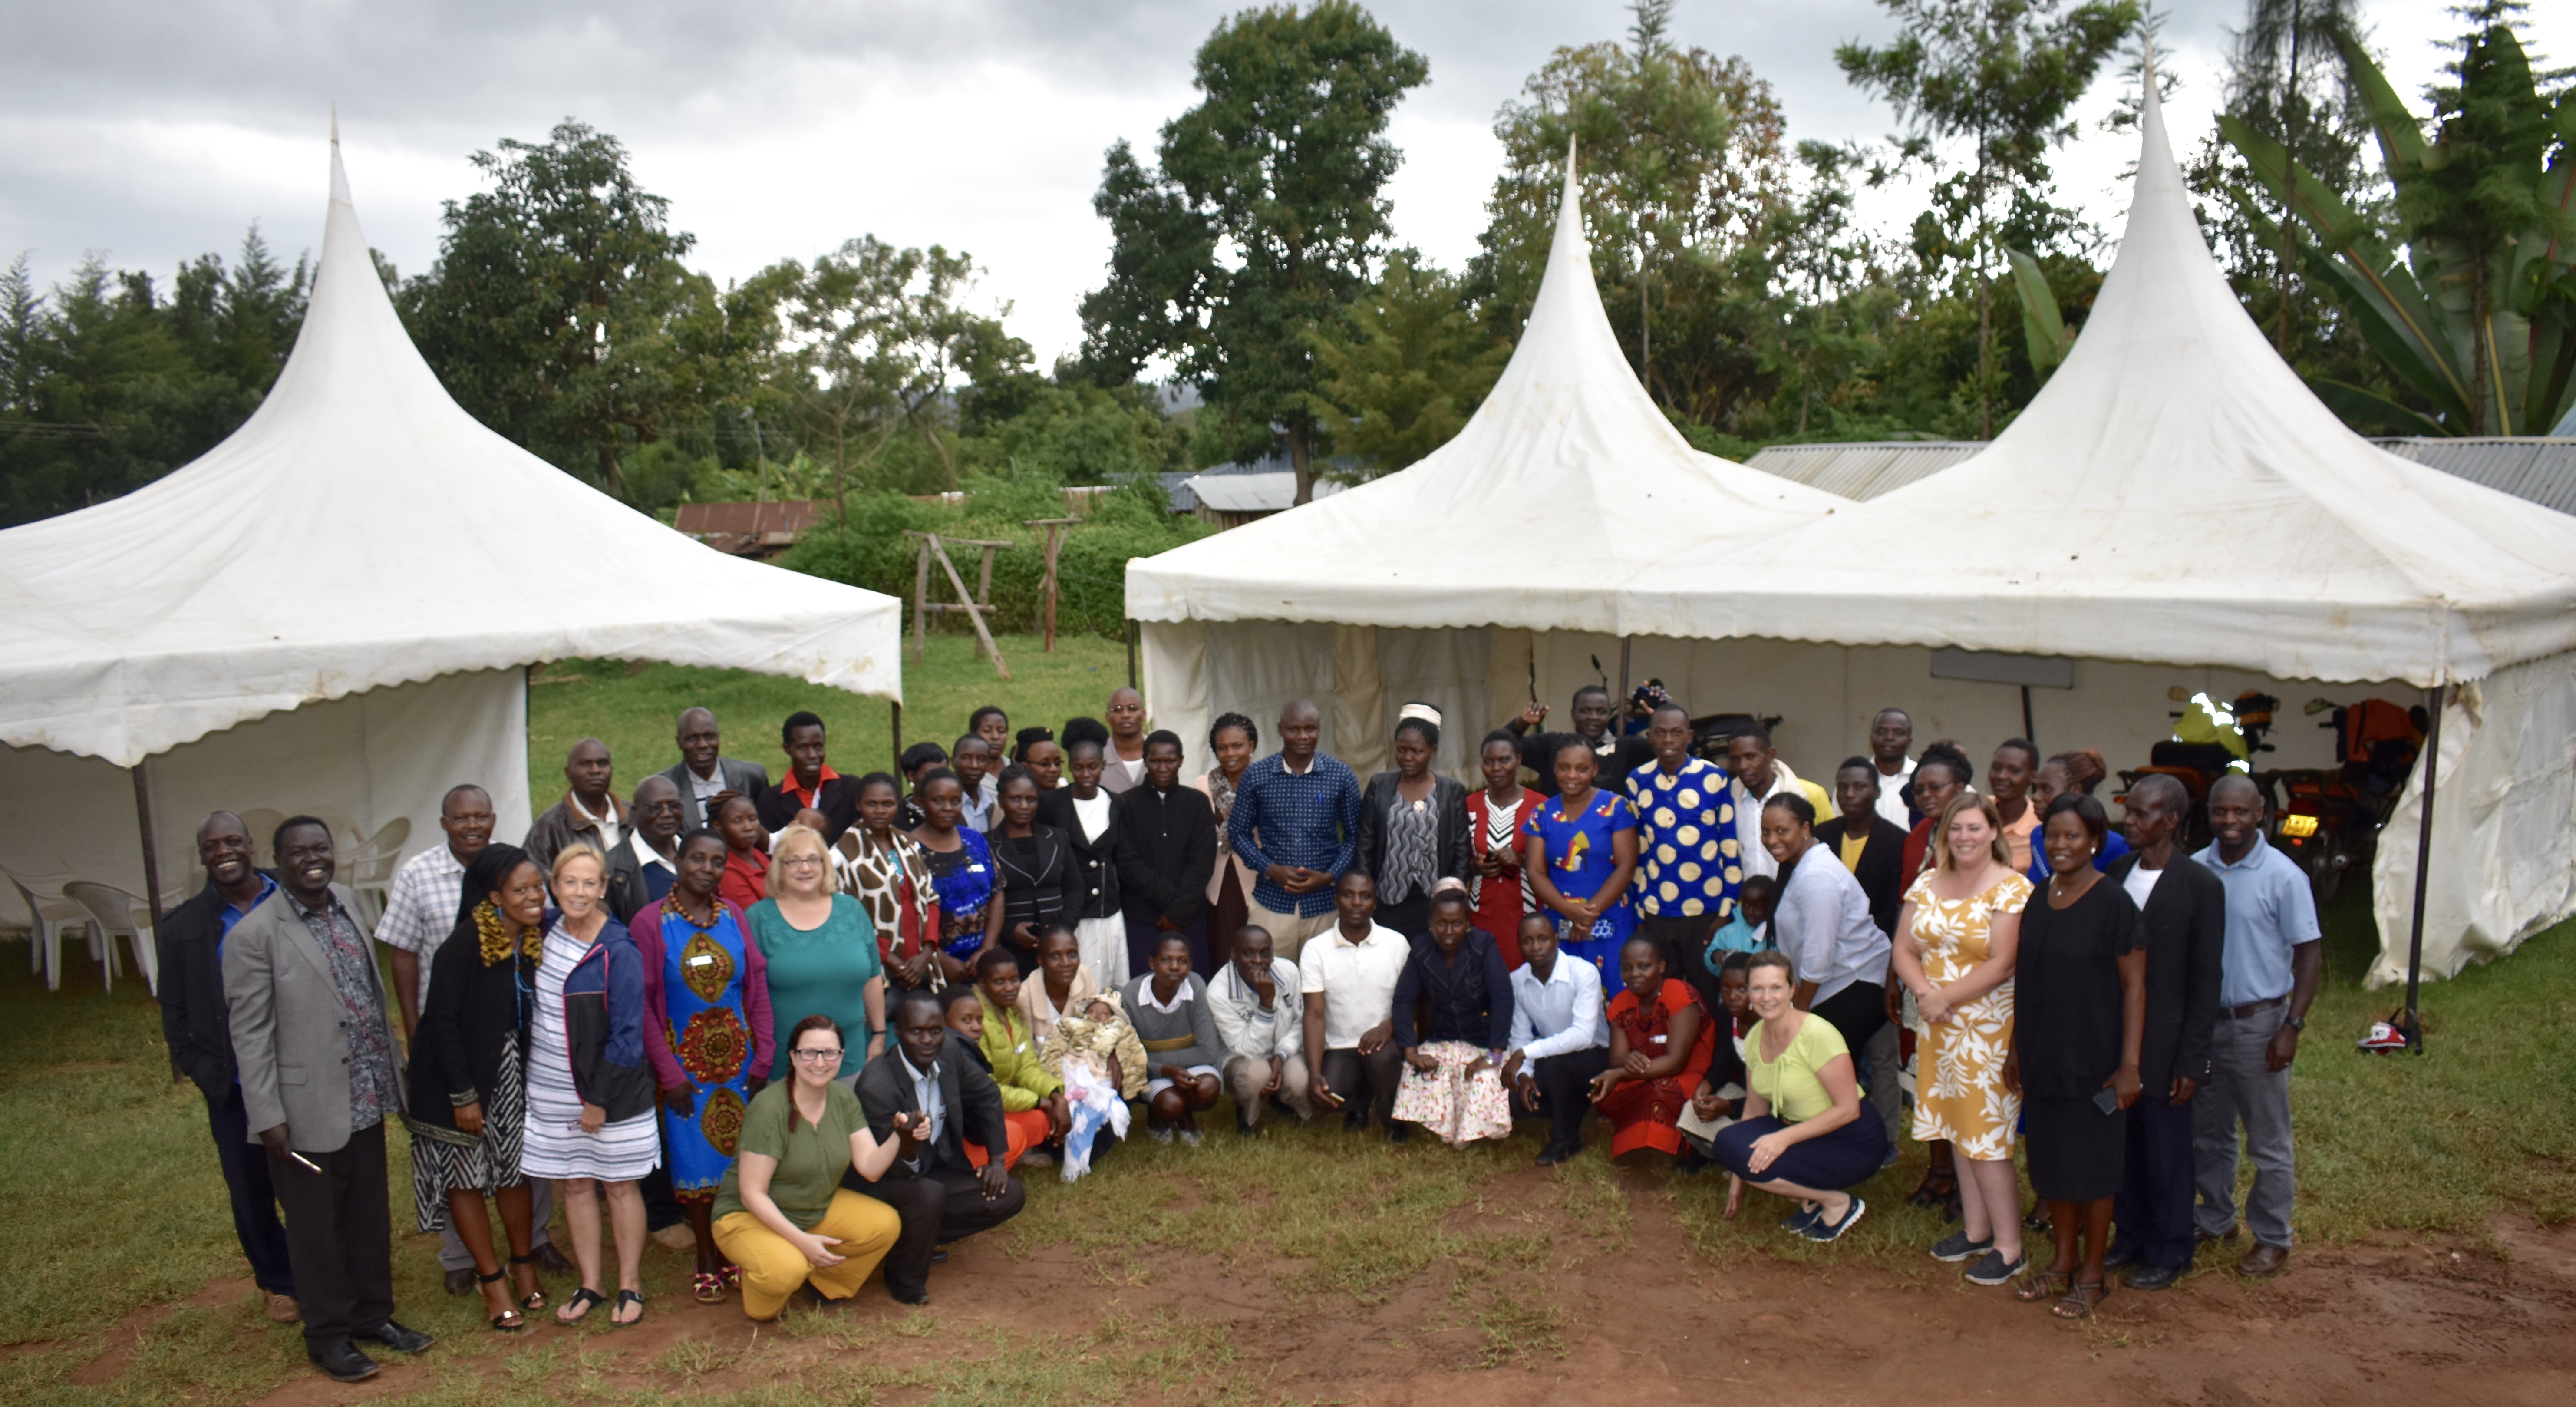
[909, 768, 1000, 984]
[1523, 738, 1641, 998]
[634, 830, 773, 1305]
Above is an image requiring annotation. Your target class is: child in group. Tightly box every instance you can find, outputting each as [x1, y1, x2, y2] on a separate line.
[1039, 993, 1146, 1180]
[1703, 874, 1778, 972]
[941, 984, 1057, 1172]
[1678, 952, 1758, 1188]
[970, 947, 1069, 1169]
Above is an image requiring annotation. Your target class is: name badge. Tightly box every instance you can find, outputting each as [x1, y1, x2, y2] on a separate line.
[1648, 1034, 1668, 1046]
[687, 954, 715, 968]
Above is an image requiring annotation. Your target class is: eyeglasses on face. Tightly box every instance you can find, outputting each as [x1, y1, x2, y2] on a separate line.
[790, 1047, 843, 1063]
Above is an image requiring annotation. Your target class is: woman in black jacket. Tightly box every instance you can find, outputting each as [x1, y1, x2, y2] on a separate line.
[1353, 708, 1470, 941]
[406, 844, 547, 1332]
[988, 765, 1081, 975]
[1112, 730, 1219, 975]
[1038, 733, 1132, 981]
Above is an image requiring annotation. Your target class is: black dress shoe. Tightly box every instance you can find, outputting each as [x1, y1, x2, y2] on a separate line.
[1534, 1144, 1569, 1166]
[532, 1242, 576, 1275]
[2124, 1262, 2183, 1291]
[443, 1267, 474, 1296]
[1342, 1108, 1367, 1132]
[888, 1283, 930, 1306]
[2102, 1245, 2143, 1272]
[1387, 1123, 1413, 1145]
[355, 1321, 433, 1354]
[310, 1343, 379, 1382]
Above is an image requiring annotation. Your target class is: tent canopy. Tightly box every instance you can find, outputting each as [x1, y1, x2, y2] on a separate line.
[1125, 149, 1840, 637]
[0, 131, 902, 770]
[1619, 81, 2576, 689]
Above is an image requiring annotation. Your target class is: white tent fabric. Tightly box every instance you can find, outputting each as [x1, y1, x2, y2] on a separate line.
[1131, 150, 1839, 776]
[0, 132, 900, 914]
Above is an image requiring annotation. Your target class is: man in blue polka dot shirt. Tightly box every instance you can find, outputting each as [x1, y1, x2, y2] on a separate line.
[1625, 701, 1739, 1011]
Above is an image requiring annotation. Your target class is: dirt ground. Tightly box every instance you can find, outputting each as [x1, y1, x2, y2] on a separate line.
[85, 1158, 2576, 1407]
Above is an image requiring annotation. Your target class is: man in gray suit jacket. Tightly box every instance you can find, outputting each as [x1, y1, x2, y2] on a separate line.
[225, 816, 432, 1382]
[660, 706, 770, 831]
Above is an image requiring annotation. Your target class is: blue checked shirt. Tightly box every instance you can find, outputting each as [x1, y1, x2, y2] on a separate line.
[1227, 751, 1362, 919]
[1626, 756, 1740, 920]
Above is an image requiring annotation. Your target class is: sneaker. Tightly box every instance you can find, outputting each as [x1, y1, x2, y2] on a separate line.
[1963, 1249, 2027, 1286]
[1018, 1150, 1056, 1169]
[1929, 1231, 1992, 1263]
[1780, 1203, 1823, 1234]
[1803, 1198, 1867, 1243]
[1881, 1141, 1900, 1169]
[1178, 1128, 1204, 1148]
[1149, 1125, 1175, 1144]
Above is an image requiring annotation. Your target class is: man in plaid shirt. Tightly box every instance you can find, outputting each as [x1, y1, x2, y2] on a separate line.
[1226, 699, 1361, 963]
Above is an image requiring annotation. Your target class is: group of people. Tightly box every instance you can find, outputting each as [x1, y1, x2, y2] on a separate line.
[159, 684, 2323, 1379]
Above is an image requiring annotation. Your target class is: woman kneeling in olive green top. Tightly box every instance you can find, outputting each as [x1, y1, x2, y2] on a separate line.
[712, 1016, 929, 1320]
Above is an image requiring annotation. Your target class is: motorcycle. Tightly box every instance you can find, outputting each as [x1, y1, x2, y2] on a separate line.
[2116, 689, 2278, 851]
[2252, 697, 2425, 903]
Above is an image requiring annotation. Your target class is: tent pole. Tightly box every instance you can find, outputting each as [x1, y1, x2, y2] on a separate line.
[890, 700, 903, 773]
[131, 762, 165, 928]
[2020, 684, 2036, 746]
[1617, 637, 1632, 717]
[2402, 682, 2444, 1054]
[1127, 620, 1138, 690]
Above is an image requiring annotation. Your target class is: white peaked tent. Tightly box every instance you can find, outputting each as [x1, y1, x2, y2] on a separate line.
[0, 129, 901, 922]
[1128, 151, 1841, 779]
[1614, 78, 2576, 994]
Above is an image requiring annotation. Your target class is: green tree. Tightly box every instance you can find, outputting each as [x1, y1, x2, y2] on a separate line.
[1478, 2, 1789, 416]
[1307, 251, 1507, 477]
[1837, 0, 2140, 436]
[400, 120, 728, 499]
[1080, 1, 1429, 505]
[2222, 4, 2576, 434]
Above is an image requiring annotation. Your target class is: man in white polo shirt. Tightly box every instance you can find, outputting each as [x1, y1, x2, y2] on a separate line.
[1300, 872, 1410, 1140]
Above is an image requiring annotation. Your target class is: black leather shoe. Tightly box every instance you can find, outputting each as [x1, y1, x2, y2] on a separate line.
[1342, 1108, 1366, 1132]
[1534, 1144, 1569, 1166]
[888, 1283, 929, 1306]
[532, 1242, 576, 1275]
[2102, 1245, 2143, 1272]
[929, 1248, 949, 1265]
[310, 1343, 379, 1382]
[355, 1321, 433, 1354]
[2124, 1262, 2184, 1291]
[443, 1267, 474, 1295]
[1387, 1123, 1413, 1145]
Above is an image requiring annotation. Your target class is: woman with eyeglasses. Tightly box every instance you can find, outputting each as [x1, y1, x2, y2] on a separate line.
[709, 1015, 928, 1321]
[749, 825, 888, 1083]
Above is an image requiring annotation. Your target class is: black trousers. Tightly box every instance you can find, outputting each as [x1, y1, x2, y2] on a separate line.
[1636, 912, 1724, 1012]
[2111, 1093, 2197, 1270]
[1811, 980, 1888, 1061]
[855, 1162, 1027, 1300]
[1319, 1044, 1405, 1129]
[1125, 911, 1210, 978]
[207, 1085, 296, 1298]
[1374, 895, 1432, 943]
[1512, 1045, 1610, 1151]
[637, 1123, 686, 1232]
[269, 1122, 394, 1354]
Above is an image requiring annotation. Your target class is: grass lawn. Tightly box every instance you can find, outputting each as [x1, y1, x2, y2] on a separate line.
[7, 646, 2570, 1401]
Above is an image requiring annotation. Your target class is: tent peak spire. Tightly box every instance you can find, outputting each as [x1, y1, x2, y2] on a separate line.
[328, 109, 351, 207]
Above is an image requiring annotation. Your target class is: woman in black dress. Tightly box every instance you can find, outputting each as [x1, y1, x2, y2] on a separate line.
[2004, 793, 2144, 1319]
[989, 765, 1080, 976]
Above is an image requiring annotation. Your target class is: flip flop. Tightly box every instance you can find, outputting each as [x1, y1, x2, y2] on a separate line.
[555, 1285, 605, 1327]
[610, 1290, 646, 1328]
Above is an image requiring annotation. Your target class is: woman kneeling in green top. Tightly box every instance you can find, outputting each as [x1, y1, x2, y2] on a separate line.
[1711, 951, 1886, 1243]
[711, 1015, 929, 1320]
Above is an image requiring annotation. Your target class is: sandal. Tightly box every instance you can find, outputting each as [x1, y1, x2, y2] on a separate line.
[556, 1285, 606, 1327]
[476, 1268, 525, 1332]
[719, 1264, 742, 1289]
[2054, 1279, 2111, 1319]
[508, 1251, 548, 1312]
[693, 1270, 725, 1305]
[611, 1289, 646, 1327]
[2013, 1268, 2072, 1304]
[1905, 1167, 1956, 1209]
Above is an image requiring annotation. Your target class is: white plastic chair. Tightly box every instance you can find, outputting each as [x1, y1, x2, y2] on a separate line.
[63, 882, 159, 996]
[6, 872, 100, 992]
[343, 816, 413, 928]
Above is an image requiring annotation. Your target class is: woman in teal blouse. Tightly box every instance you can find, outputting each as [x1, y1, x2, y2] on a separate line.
[748, 825, 886, 1081]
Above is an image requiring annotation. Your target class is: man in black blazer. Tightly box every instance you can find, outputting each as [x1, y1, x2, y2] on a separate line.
[659, 706, 771, 832]
[155, 812, 298, 1324]
[852, 988, 1026, 1304]
[756, 711, 863, 842]
[1815, 758, 1911, 938]
[1113, 731, 1219, 972]
[2103, 774, 2226, 1291]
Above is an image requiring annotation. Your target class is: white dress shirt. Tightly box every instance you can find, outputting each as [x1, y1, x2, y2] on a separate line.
[1873, 756, 1916, 830]
[1507, 953, 1610, 1060]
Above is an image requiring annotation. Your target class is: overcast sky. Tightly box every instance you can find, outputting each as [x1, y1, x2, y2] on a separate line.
[3, 1, 2566, 365]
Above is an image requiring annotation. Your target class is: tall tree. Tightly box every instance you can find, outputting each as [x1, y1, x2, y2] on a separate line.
[2229, 0, 2370, 353]
[1479, 2, 1789, 412]
[1307, 251, 1508, 476]
[1080, 1, 1429, 504]
[400, 121, 718, 499]
[1837, 0, 2139, 436]
[2222, 3, 2576, 434]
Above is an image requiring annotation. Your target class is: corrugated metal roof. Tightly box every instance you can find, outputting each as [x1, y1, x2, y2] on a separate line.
[2370, 438, 2576, 517]
[1742, 441, 1985, 500]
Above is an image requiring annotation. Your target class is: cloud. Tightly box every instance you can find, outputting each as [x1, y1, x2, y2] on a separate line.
[3, 1, 2563, 365]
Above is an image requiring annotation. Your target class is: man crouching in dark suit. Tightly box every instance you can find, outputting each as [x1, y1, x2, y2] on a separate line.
[852, 986, 1027, 1303]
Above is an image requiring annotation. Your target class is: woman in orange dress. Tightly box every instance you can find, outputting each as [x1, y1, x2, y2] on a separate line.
[1588, 937, 1715, 1159]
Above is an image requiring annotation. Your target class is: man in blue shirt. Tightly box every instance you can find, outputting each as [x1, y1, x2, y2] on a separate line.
[1227, 698, 1362, 963]
[1626, 701, 1738, 1007]
[154, 812, 296, 1324]
[2190, 774, 2321, 1279]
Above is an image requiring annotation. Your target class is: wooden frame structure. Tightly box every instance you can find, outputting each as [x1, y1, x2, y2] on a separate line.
[906, 531, 1013, 680]
[1023, 517, 1076, 652]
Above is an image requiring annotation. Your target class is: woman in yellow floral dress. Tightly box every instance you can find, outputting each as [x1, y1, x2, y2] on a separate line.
[1893, 793, 2030, 1288]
